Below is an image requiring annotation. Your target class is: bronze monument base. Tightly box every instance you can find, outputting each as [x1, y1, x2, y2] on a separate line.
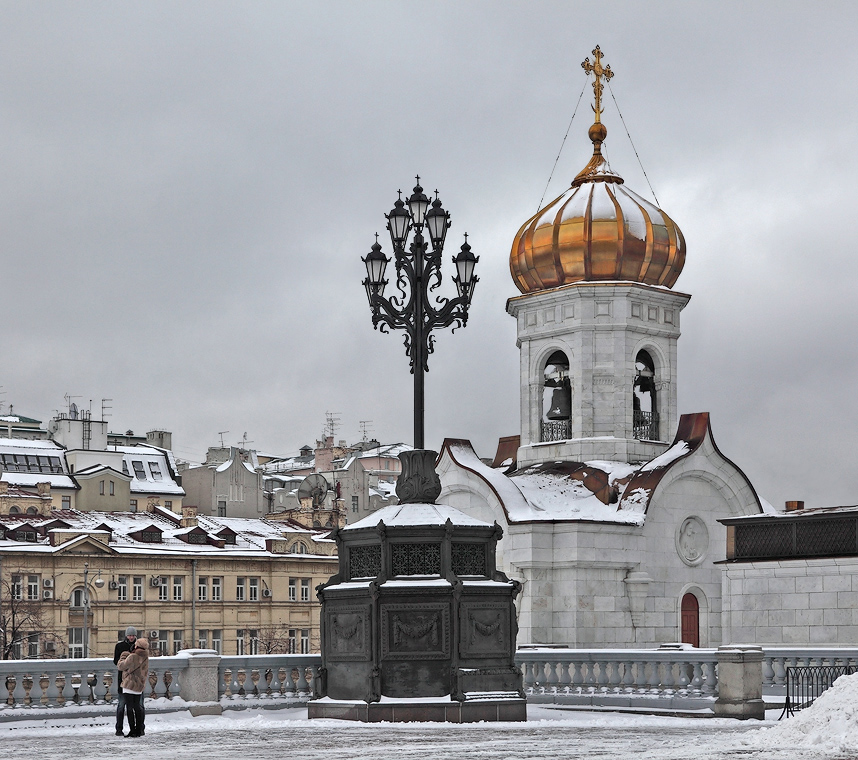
[308, 696, 527, 723]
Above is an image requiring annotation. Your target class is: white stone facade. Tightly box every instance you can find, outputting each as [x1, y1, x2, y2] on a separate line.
[721, 558, 858, 645]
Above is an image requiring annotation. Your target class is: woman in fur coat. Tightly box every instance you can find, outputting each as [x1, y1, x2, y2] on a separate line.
[117, 637, 149, 737]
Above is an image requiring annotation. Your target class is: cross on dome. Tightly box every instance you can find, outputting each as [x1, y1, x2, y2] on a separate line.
[581, 45, 613, 125]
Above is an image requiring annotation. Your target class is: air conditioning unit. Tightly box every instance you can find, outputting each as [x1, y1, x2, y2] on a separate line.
[150, 576, 162, 587]
[43, 579, 54, 589]
[45, 641, 56, 652]
[262, 589, 272, 598]
[150, 630, 159, 639]
[43, 589, 54, 600]
[108, 580, 118, 590]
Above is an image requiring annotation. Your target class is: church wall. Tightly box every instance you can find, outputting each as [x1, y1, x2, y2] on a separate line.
[722, 557, 858, 645]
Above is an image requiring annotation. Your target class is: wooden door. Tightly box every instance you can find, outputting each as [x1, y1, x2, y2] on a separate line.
[681, 593, 699, 647]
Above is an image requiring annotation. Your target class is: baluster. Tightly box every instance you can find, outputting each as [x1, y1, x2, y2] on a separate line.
[607, 660, 622, 694]
[250, 668, 260, 698]
[282, 666, 296, 699]
[22, 673, 34, 706]
[771, 657, 786, 688]
[236, 669, 247, 697]
[264, 667, 274, 697]
[148, 670, 159, 700]
[701, 661, 717, 697]
[85, 671, 97, 703]
[584, 661, 598, 693]
[309, 664, 320, 696]
[222, 668, 232, 698]
[5, 674, 16, 706]
[596, 661, 609, 693]
[661, 660, 675, 696]
[621, 659, 636, 693]
[676, 659, 691, 695]
[690, 662, 703, 696]
[103, 672, 113, 704]
[557, 660, 572, 694]
[296, 666, 310, 697]
[71, 672, 82, 704]
[39, 673, 50, 706]
[545, 660, 560, 695]
[570, 661, 584, 694]
[54, 672, 67, 706]
[163, 670, 173, 699]
[762, 656, 775, 689]
[646, 659, 661, 694]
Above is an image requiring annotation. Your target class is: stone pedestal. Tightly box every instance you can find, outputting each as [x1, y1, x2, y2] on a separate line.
[713, 645, 765, 720]
[178, 649, 223, 716]
[309, 450, 525, 722]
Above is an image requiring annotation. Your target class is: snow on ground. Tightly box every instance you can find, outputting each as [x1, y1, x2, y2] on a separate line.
[740, 672, 858, 756]
[0, 705, 853, 760]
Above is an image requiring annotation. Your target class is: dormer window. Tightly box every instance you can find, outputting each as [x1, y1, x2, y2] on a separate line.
[122, 461, 129, 476]
[131, 461, 146, 480]
[148, 462, 163, 481]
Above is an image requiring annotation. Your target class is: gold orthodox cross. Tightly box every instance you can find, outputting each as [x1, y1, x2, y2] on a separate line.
[581, 45, 613, 123]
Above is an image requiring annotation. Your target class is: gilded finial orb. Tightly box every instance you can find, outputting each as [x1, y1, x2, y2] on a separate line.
[509, 45, 685, 294]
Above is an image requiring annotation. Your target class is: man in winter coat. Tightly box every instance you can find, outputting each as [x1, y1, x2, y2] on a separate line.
[117, 637, 149, 737]
[113, 626, 137, 736]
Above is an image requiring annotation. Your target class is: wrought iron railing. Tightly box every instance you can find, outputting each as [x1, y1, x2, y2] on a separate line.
[779, 664, 857, 719]
[633, 410, 659, 441]
[541, 420, 571, 443]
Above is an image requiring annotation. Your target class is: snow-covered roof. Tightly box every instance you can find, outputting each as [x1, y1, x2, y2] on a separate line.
[343, 503, 491, 530]
[110, 444, 185, 496]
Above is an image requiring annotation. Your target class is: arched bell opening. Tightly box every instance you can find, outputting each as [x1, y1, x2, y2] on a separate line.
[633, 349, 659, 441]
[541, 350, 571, 442]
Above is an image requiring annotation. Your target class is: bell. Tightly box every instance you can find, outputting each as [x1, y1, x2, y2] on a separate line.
[546, 387, 571, 420]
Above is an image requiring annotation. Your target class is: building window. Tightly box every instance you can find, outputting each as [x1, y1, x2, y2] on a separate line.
[11, 575, 24, 600]
[141, 530, 161, 543]
[300, 579, 310, 602]
[211, 630, 222, 654]
[8, 505, 19, 514]
[99, 480, 105, 495]
[248, 577, 259, 602]
[157, 631, 168, 656]
[164, 500, 172, 509]
[300, 629, 310, 654]
[352, 495, 359, 513]
[288, 579, 296, 602]
[236, 578, 245, 602]
[149, 462, 163, 481]
[117, 576, 128, 602]
[290, 542, 308, 554]
[158, 578, 168, 602]
[122, 460, 129, 476]
[28, 632, 39, 658]
[27, 575, 39, 601]
[212, 577, 222, 601]
[288, 629, 296, 654]
[198, 577, 208, 601]
[198, 630, 208, 649]
[129, 499, 137, 512]
[217, 501, 226, 517]
[249, 630, 259, 655]
[110, 480, 115, 496]
[68, 628, 84, 658]
[173, 577, 183, 602]
[187, 532, 207, 544]
[61, 495, 71, 509]
[236, 630, 245, 656]
[132, 576, 143, 602]
[131, 461, 147, 480]
[173, 630, 183, 654]
[71, 587, 85, 607]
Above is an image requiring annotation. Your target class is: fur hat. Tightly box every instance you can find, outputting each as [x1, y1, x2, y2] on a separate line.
[134, 637, 149, 651]
[125, 626, 137, 637]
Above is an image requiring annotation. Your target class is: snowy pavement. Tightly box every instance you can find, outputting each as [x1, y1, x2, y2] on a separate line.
[0, 705, 853, 760]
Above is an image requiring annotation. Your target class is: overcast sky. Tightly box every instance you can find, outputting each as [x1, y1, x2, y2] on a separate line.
[2, 2, 857, 509]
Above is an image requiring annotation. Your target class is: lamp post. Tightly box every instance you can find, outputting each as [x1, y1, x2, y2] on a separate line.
[362, 178, 478, 449]
[82, 562, 104, 658]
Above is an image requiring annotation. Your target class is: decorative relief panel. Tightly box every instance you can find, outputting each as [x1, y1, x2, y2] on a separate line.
[525, 312, 537, 327]
[325, 604, 371, 661]
[451, 543, 486, 576]
[562, 303, 575, 320]
[595, 301, 612, 317]
[543, 308, 556, 323]
[675, 516, 709, 566]
[381, 603, 450, 660]
[647, 306, 659, 321]
[459, 602, 510, 658]
[391, 543, 441, 576]
[631, 302, 643, 319]
[664, 309, 675, 324]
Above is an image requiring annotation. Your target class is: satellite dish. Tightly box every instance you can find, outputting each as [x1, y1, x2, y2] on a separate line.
[298, 473, 329, 509]
[69, 402, 78, 420]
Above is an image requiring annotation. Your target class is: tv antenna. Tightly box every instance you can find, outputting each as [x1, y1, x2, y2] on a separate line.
[358, 420, 373, 442]
[217, 430, 229, 447]
[101, 398, 113, 419]
[239, 432, 253, 450]
[324, 411, 341, 440]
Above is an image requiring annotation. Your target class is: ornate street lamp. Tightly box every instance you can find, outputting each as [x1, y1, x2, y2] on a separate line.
[362, 178, 478, 450]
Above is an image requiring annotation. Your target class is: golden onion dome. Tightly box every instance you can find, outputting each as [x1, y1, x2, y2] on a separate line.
[510, 47, 685, 294]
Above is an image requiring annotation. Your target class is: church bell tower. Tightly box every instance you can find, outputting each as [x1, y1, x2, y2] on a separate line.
[507, 46, 691, 467]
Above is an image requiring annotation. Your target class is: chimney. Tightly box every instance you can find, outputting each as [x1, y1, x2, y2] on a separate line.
[181, 505, 198, 528]
[785, 500, 805, 511]
[315, 439, 334, 473]
[36, 482, 51, 497]
[0, 481, 8, 494]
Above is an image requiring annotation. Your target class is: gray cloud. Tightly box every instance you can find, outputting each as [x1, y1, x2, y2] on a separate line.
[1, 1, 856, 507]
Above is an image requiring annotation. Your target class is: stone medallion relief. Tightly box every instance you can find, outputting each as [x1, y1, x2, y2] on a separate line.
[676, 515, 709, 566]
